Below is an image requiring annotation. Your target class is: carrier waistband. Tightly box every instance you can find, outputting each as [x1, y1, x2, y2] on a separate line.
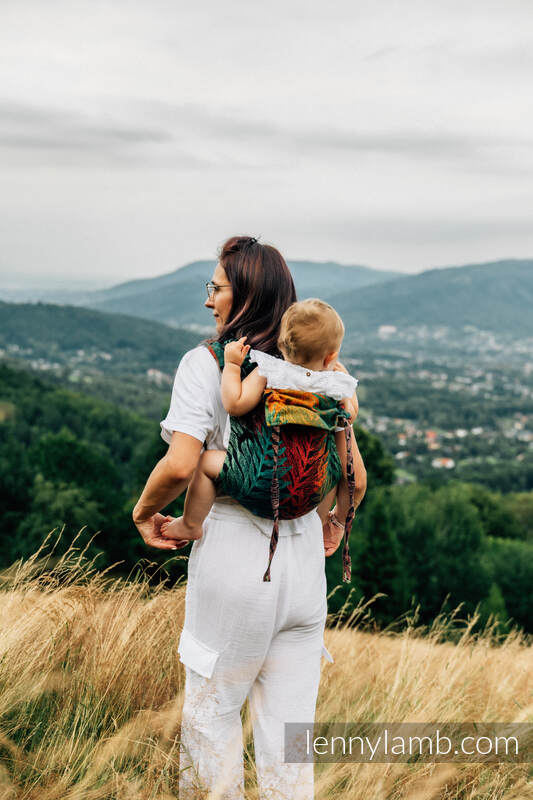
[208, 501, 315, 538]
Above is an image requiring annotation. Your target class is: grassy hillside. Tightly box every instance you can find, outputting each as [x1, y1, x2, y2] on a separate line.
[0, 555, 530, 799]
[330, 259, 533, 337]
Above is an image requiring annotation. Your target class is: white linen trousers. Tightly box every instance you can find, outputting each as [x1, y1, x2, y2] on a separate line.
[178, 500, 333, 800]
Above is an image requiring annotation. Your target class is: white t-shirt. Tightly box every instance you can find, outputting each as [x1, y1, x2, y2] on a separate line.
[159, 344, 325, 537]
[161, 345, 225, 449]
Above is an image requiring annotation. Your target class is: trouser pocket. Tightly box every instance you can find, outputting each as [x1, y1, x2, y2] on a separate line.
[321, 643, 334, 663]
[178, 628, 220, 679]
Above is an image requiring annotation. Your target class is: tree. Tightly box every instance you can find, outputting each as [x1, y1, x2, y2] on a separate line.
[14, 474, 102, 562]
[479, 582, 510, 635]
[505, 492, 533, 542]
[432, 484, 490, 617]
[353, 489, 407, 624]
[467, 484, 522, 539]
[35, 428, 122, 511]
[482, 538, 533, 631]
[392, 485, 441, 620]
[353, 425, 395, 487]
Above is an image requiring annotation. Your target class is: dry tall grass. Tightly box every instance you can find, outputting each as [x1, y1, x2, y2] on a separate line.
[0, 539, 531, 799]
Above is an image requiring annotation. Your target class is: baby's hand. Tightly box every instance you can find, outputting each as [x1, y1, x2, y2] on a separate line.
[333, 360, 348, 374]
[225, 337, 250, 366]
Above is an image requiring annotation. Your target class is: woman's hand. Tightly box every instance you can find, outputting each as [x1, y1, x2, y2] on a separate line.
[225, 337, 250, 366]
[334, 360, 359, 422]
[132, 432, 203, 549]
[134, 512, 186, 551]
[322, 510, 345, 557]
[340, 396, 358, 423]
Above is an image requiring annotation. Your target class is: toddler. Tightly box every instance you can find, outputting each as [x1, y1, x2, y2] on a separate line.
[161, 299, 358, 548]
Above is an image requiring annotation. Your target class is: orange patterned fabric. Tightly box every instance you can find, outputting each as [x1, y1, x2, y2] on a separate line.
[264, 389, 344, 431]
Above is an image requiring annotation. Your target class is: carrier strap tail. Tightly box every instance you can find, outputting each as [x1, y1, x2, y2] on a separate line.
[342, 419, 356, 583]
[263, 424, 281, 582]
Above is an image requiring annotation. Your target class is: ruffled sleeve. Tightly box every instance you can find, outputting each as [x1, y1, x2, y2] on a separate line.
[248, 350, 288, 387]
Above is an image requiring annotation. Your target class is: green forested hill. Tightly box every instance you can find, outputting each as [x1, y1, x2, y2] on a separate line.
[0, 301, 201, 374]
[0, 364, 166, 570]
[330, 259, 533, 337]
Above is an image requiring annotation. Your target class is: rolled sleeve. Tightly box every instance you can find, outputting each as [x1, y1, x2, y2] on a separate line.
[160, 346, 220, 445]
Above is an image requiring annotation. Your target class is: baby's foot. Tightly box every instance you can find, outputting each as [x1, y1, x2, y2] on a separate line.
[160, 516, 203, 542]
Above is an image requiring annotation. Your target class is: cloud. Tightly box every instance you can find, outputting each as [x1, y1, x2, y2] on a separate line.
[2, 94, 532, 184]
[363, 46, 402, 61]
[311, 214, 533, 245]
[1, 0, 532, 277]
[0, 101, 215, 168]
[118, 100, 533, 170]
[2, 97, 531, 177]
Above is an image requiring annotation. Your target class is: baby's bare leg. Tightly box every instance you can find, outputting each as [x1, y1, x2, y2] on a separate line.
[183, 450, 225, 529]
[161, 450, 225, 541]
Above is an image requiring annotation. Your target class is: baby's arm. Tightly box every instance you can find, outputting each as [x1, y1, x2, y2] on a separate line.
[221, 338, 267, 416]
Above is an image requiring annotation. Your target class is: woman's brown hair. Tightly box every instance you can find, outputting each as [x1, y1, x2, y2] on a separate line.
[216, 235, 297, 355]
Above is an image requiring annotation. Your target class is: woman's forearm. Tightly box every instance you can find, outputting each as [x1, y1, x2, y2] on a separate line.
[133, 457, 190, 522]
[133, 432, 203, 522]
[316, 488, 336, 524]
[334, 427, 367, 524]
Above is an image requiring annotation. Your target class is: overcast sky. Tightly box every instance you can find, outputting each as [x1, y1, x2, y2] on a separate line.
[1, 0, 532, 287]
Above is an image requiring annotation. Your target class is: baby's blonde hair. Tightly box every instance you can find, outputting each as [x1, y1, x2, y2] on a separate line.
[278, 298, 345, 365]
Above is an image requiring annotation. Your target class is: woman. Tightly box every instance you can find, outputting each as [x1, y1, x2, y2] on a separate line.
[133, 236, 367, 800]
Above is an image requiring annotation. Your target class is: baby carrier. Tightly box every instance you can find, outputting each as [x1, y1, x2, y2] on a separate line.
[206, 341, 357, 583]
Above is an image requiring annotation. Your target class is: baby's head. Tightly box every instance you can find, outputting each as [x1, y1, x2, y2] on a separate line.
[277, 298, 344, 371]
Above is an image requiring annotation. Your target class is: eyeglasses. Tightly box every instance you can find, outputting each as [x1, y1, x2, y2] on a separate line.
[206, 281, 231, 300]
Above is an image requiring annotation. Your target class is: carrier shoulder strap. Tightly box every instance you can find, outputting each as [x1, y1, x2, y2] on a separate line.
[205, 341, 224, 370]
[341, 417, 356, 583]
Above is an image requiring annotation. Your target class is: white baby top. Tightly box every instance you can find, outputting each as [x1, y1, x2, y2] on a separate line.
[249, 348, 358, 399]
[220, 349, 358, 448]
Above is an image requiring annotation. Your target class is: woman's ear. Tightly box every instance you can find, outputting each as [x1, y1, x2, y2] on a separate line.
[323, 351, 339, 369]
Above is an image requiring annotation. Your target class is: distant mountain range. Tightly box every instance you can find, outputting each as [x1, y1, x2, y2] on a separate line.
[2, 259, 532, 348]
[329, 259, 533, 338]
[70, 257, 533, 339]
[53, 260, 400, 328]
